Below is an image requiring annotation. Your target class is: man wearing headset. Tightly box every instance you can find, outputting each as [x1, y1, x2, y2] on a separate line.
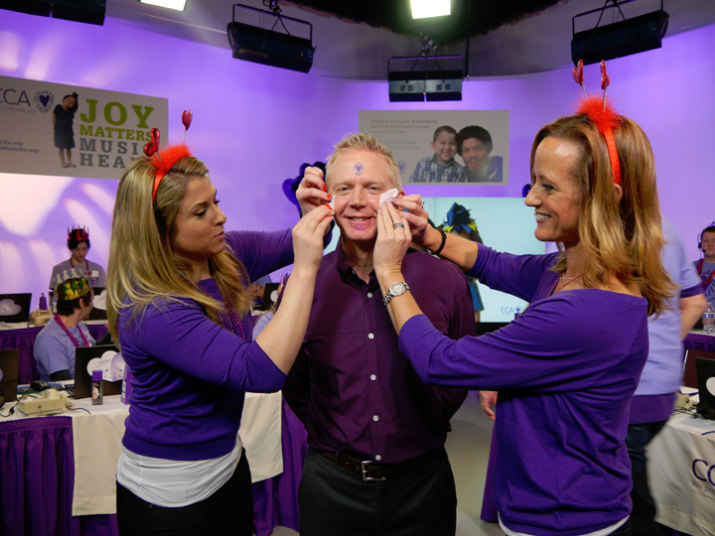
[694, 223, 715, 308]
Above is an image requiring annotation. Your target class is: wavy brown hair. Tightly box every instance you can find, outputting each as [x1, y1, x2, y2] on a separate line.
[530, 113, 674, 316]
[107, 153, 249, 342]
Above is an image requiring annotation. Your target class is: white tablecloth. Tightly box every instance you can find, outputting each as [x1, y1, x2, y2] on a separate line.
[7, 391, 283, 516]
[648, 408, 715, 536]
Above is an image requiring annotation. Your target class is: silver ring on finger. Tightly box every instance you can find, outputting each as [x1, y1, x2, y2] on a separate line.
[393, 222, 405, 229]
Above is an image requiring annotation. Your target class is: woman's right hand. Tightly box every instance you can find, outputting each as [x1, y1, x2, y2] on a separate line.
[392, 194, 431, 247]
[291, 203, 333, 273]
[296, 166, 331, 217]
[256, 204, 333, 374]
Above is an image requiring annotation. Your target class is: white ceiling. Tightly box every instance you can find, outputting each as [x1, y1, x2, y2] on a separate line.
[105, 0, 715, 79]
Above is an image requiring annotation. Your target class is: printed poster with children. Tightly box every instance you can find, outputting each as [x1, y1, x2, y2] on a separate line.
[0, 75, 168, 179]
[359, 110, 509, 185]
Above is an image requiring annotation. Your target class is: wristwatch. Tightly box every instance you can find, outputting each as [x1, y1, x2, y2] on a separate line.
[383, 282, 411, 306]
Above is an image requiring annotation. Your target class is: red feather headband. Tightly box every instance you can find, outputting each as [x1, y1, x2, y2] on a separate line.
[572, 59, 621, 185]
[143, 118, 193, 201]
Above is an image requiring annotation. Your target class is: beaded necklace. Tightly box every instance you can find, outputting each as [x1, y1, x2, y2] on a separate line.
[54, 314, 90, 347]
[224, 304, 246, 341]
[547, 272, 584, 297]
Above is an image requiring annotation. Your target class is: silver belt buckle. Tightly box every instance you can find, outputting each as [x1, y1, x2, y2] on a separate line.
[360, 460, 386, 482]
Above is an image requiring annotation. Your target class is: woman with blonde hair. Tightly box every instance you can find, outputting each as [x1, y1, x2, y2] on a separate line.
[107, 142, 332, 535]
[374, 83, 673, 535]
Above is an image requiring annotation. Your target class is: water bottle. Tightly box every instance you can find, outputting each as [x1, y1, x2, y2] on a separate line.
[703, 304, 715, 335]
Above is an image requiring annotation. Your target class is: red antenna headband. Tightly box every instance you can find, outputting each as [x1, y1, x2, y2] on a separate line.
[572, 59, 621, 186]
[143, 110, 194, 201]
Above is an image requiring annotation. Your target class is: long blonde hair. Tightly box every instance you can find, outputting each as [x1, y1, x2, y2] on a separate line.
[107, 154, 249, 341]
[530, 113, 674, 315]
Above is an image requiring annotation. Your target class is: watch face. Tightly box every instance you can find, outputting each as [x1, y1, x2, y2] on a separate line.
[389, 282, 407, 295]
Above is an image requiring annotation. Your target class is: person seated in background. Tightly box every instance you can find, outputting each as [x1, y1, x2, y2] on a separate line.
[456, 125, 503, 183]
[409, 125, 466, 183]
[49, 226, 106, 291]
[694, 222, 715, 308]
[34, 276, 95, 381]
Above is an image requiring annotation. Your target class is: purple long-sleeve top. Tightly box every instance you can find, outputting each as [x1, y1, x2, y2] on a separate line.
[400, 244, 649, 536]
[283, 243, 474, 464]
[118, 229, 292, 461]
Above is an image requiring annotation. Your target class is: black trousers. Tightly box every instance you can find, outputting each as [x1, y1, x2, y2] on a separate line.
[626, 420, 670, 536]
[116, 451, 253, 536]
[298, 447, 457, 536]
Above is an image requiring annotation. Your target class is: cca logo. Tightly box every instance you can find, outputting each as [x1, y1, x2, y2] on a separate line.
[692, 459, 715, 485]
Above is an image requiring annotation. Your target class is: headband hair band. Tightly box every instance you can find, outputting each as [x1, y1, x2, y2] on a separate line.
[143, 110, 194, 201]
[572, 59, 622, 186]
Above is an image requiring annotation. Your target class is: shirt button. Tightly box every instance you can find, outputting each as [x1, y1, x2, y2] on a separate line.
[370, 374, 377, 381]
[367, 292, 373, 298]
[372, 414, 379, 422]
[368, 332, 375, 340]
[375, 454, 382, 461]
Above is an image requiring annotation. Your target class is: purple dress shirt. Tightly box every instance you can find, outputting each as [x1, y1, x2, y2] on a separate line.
[283, 242, 474, 464]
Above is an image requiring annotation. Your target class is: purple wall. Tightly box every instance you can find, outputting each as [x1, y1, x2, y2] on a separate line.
[1, 10, 713, 303]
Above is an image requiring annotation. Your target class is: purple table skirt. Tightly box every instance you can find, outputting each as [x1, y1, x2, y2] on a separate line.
[0, 399, 307, 536]
[684, 332, 715, 353]
[0, 324, 109, 384]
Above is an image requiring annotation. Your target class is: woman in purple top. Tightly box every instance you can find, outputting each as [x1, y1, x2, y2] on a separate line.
[372, 99, 674, 536]
[106, 143, 332, 536]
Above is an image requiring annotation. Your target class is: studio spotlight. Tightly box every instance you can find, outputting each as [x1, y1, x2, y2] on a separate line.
[139, 0, 187, 10]
[227, 2, 314, 73]
[571, 0, 668, 65]
[410, 0, 450, 20]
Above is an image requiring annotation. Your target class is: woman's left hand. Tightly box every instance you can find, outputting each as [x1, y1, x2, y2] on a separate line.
[296, 166, 331, 216]
[374, 202, 412, 280]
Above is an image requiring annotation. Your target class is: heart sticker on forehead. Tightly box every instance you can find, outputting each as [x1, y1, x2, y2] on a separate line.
[353, 163, 364, 175]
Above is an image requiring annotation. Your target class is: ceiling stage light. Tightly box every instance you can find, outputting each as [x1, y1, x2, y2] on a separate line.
[388, 54, 463, 102]
[410, 0, 451, 20]
[0, 0, 106, 24]
[227, 3, 314, 73]
[571, 0, 668, 65]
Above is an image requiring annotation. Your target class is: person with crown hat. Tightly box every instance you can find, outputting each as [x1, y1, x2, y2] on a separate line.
[49, 226, 106, 292]
[34, 276, 95, 381]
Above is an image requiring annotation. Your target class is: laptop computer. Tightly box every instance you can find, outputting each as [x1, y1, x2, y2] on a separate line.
[73, 344, 122, 399]
[695, 356, 715, 420]
[0, 349, 19, 405]
[0, 293, 32, 325]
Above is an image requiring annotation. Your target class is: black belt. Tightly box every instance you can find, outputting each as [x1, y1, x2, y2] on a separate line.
[315, 448, 441, 482]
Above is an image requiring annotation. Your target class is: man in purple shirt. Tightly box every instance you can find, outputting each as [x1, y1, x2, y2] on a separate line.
[283, 133, 474, 535]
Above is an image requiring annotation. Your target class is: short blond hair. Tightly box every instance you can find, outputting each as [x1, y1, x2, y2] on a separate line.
[326, 133, 401, 189]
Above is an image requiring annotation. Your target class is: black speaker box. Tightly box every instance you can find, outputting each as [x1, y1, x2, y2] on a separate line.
[571, 10, 669, 65]
[0, 0, 51, 16]
[227, 21, 314, 73]
[388, 70, 462, 102]
[52, 0, 105, 25]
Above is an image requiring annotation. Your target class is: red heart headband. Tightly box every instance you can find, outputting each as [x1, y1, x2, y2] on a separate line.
[572, 59, 621, 186]
[144, 110, 194, 201]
